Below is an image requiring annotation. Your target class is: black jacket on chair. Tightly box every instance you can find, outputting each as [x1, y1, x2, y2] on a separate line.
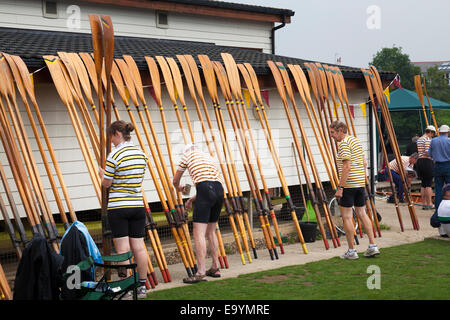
[13, 233, 64, 300]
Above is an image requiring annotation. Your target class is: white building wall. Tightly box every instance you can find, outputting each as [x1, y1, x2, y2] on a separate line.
[0, 0, 273, 53]
[0, 77, 372, 219]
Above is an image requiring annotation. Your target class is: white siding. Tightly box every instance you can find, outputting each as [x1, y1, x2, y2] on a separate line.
[0, 78, 372, 219]
[0, 0, 273, 53]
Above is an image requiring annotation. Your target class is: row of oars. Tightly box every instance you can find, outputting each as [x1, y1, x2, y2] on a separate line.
[367, 67, 420, 230]
[0, 52, 84, 258]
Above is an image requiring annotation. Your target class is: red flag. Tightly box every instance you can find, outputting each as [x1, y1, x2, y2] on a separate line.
[261, 90, 270, 108]
[147, 86, 158, 105]
[393, 74, 403, 89]
[349, 104, 354, 118]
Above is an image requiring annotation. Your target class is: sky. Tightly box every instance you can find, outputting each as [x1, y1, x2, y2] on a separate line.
[230, 0, 450, 68]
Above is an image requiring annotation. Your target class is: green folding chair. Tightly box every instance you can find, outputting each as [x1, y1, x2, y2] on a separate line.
[63, 251, 140, 300]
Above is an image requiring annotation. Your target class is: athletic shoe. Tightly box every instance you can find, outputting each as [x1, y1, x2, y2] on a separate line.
[136, 285, 147, 299]
[340, 250, 359, 260]
[364, 245, 380, 257]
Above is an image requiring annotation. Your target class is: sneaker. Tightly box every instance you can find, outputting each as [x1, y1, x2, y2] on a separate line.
[340, 250, 359, 260]
[364, 245, 380, 257]
[122, 286, 147, 300]
[136, 285, 147, 299]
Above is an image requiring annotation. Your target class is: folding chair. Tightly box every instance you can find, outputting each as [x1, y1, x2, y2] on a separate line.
[63, 251, 140, 300]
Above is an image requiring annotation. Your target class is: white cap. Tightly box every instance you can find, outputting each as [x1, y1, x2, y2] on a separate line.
[439, 124, 449, 133]
[426, 125, 436, 132]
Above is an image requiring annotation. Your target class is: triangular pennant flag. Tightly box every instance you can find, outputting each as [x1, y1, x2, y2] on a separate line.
[384, 87, 390, 104]
[261, 90, 270, 108]
[349, 104, 354, 118]
[147, 86, 158, 105]
[360, 103, 366, 118]
[243, 88, 251, 108]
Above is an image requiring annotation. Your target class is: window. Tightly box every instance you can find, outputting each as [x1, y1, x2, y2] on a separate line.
[42, 0, 58, 19]
[156, 11, 168, 29]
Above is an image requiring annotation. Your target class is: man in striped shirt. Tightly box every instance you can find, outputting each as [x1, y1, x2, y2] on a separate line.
[416, 125, 436, 209]
[173, 144, 224, 283]
[384, 153, 419, 203]
[329, 120, 379, 260]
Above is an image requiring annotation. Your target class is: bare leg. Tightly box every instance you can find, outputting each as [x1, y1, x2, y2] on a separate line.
[193, 222, 208, 275]
[206, 222, 219, 271]
[341, 207, 355, 250]
[355, 206, 376, 245]
[129, 237, 148, 281]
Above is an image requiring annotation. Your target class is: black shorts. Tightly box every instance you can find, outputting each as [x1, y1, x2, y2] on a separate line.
[107, 207, 146, 238]
[193, 181, 224, 223]
[416, 158, 434, 188]
[338, 187, 367, 208]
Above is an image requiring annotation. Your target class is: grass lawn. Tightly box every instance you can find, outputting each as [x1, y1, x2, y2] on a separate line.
[147, 238, 450, 300]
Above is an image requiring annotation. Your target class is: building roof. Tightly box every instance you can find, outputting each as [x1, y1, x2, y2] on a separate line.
[0, 27, 395, 81]
[78, 0, 294, 23]
[387, 88, 450, 110]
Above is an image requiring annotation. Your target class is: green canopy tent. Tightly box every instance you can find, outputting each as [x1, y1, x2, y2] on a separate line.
[386, 88, 450, 131]
[374, 88, 449, 174]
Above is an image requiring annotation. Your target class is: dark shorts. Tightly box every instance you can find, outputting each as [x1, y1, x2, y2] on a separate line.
[338, 187, 367, 208]
[107, 207, 146, 238]
[193, 181, 224, 224]
[416, 158, 434, 188]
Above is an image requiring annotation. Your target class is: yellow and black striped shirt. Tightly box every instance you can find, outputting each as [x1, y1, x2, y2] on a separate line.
[104, 141, 148, 210]
[336, 135, 366, 188]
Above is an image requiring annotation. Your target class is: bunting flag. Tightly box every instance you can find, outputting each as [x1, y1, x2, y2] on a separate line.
[147, 86, 158, 105]
[349, 104, 354, 118]
[243, 88, 251, 108]
[384, 87, 390, 104]
[261, 89, 270, 108]
[360, 103, 366, 118]
[393, 74, 403, 89]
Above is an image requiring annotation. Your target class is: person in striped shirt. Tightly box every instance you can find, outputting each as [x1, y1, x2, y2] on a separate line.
[329, 120, 379, 260]
[384, 153, 419, 204]
[173, 143, 224, 283]
[98, 120, 148, 298]
[416, 125, 436, 210]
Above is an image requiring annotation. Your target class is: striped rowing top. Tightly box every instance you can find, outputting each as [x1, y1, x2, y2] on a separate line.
[388, 156, 413, 174]
[336, 135, 366, 188]
[417, 135, 432, 159]
[104, 141, 148, 210]
[177, 149, 221, 185]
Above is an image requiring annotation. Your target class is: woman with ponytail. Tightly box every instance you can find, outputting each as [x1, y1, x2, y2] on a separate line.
[98, 120, 149, 298]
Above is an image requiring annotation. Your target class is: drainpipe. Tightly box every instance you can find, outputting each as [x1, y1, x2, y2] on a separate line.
[271, 15, 286, 54]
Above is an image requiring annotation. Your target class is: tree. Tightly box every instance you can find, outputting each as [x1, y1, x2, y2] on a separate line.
[370, 46, 420, 90]
[425, 66, 450, 103]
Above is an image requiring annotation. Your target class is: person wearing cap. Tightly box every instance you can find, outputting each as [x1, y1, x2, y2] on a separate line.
[429, 124, 450, 213]
[416, 125, 436, 210]
[173, 144, 224, 283]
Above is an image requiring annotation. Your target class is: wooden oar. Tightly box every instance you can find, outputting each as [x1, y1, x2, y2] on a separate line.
[0, 60, 59, 249]
[243, 62, 309, 254]
[422, 76, 439, 135]
[197, 54, 251, 263]
[184, 54, 247, 265]
[0, 263, 11, 300]
[235, 61, 285, 254]
[414, 75, 429, 127]
[370, 66, 419, 230]
[361, 68, 404, 231]
[268, 60, 331, 250]
[274, 61, 338, 248]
